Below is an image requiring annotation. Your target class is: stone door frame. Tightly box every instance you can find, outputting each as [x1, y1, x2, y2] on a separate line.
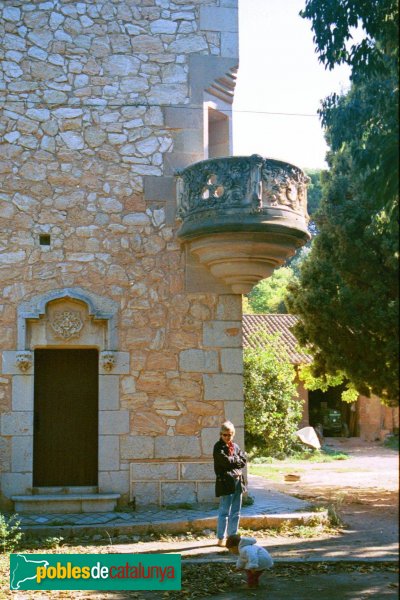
[0, 287, 130, 502]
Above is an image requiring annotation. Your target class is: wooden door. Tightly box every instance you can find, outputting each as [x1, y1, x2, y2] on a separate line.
[33, 349, 98, 487]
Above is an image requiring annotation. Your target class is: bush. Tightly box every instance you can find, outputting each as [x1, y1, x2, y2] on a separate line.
[0, 513, 23, 554]
[244, 331, 303, 458]
[384, 434, 399, 451]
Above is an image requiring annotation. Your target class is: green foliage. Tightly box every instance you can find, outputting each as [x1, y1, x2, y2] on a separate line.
[327, 503, 344, 528]
[40, 536, 64, 549]
[286, 246, 312, 278]
[298, 365, 359, 403]
[243, 331, 303, 457]
[383, 434, 399, 451]
[300, 0, 398, 79]
[0, 513, 23, 554]
[246, 267, 295, 314]
[249, 446, 348, 464]
[288, 1, 399, 404]
[304, 169, 324, 216]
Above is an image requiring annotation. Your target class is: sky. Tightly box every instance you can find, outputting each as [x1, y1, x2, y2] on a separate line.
[233, 0, 352, 170]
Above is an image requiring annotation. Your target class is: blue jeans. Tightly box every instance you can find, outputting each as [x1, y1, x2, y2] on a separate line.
[217, 478, 242, 539]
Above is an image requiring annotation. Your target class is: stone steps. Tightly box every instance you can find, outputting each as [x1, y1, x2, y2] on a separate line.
[12, 492, 120, 514]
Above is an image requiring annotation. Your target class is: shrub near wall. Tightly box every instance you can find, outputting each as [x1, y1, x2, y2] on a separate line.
[244, 332, 303, 457]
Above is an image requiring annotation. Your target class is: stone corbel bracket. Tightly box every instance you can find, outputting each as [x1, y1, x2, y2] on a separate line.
[15, 351, 33, 373]
[100, 351, 116, 372]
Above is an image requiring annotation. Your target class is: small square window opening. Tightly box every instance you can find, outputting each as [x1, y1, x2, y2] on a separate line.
[39, 234, 51, 246]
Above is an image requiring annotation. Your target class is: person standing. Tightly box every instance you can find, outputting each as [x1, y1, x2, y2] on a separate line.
[213, 421, 247, 546]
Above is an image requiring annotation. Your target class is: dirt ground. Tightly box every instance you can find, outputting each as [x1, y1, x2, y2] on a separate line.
[262, 437, 399, 560]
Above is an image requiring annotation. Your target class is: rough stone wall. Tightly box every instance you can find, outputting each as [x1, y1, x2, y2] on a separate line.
[0, 0, 241, 508]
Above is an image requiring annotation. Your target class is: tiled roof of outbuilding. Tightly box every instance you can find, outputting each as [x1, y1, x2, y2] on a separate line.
[242, 313, 312, 365]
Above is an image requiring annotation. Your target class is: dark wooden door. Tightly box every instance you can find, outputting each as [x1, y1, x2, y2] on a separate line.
[33, 349, 98, 487]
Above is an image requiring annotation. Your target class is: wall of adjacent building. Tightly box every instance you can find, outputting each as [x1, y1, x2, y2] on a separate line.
[0, 0, 241, 509]
[357, 396, 399, 442]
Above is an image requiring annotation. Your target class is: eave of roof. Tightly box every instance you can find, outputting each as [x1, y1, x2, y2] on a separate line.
[242, 313, 312, 365]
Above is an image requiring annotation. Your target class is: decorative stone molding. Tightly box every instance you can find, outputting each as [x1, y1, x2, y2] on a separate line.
[49, 310, 83, 340]
[17, 288, 118, 350]
[176, 156, 311, 294]
[205, 67, 238, 104]
[188, 55, 239, 104]
[176, 155, 309, 223]
[100, 351, 116, 372]
[15, 351, 33, 373]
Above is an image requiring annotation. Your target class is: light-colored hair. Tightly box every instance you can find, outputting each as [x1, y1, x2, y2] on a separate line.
[220, 420, 235, 435]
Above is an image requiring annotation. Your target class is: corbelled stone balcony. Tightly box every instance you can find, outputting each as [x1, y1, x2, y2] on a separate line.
[176, 155, 311, 294]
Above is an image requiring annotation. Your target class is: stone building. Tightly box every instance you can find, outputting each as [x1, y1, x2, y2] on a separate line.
[0, 0, 310, 512]
[243, 314, 399, 442]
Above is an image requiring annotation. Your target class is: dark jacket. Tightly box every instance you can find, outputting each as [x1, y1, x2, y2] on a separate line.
[213, 438, 247, 497]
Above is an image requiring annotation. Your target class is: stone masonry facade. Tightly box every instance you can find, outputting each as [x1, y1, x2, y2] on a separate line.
[0, 0, 242, 509]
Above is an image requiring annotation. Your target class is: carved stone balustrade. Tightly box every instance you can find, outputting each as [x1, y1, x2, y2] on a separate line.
[176, 155, 311, 293]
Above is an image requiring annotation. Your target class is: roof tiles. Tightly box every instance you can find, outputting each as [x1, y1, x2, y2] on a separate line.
[242, 314, 312, 365]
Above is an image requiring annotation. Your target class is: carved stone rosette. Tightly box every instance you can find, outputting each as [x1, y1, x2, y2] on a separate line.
[15, 351, 33, 372]
[176, 155, 311, 294]
[50, 310, 83, 340]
